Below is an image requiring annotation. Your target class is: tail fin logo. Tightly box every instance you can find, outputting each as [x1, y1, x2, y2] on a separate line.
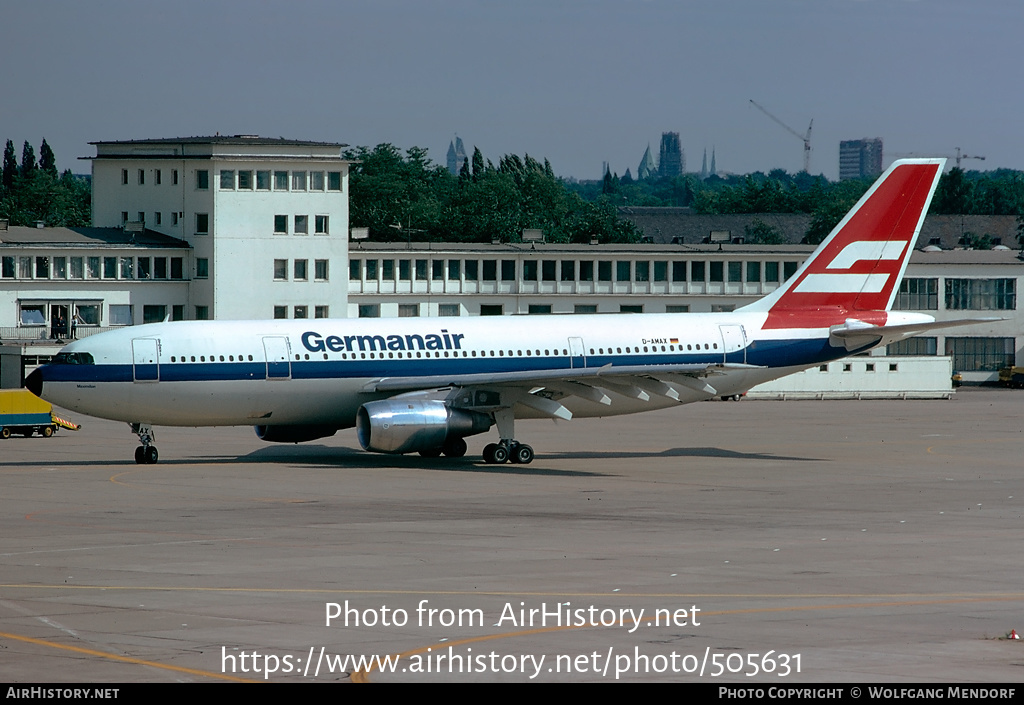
[743, 159, 944, 329]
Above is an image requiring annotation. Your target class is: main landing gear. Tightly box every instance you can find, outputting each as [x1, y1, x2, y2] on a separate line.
[481, 408, 534, 465]
[131, 423, 159, 464]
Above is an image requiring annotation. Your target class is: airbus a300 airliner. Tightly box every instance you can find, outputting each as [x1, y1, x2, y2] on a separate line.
[28, 159, 977, 465]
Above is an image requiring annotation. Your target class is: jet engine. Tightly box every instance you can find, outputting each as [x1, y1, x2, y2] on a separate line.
[254, 425, 340, 443]
[356, 399, 492, 454]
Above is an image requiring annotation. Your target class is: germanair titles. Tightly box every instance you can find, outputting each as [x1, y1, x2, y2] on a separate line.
[301, 329, 466, 353]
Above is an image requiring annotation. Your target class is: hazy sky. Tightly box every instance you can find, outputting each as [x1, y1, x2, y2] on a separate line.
[2, 0, 1021, 180]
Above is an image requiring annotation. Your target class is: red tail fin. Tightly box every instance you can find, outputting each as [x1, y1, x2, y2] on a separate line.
[742, 159, 945, 329]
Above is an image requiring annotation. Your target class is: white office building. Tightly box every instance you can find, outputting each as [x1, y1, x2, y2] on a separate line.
[90, 136, 351, 321]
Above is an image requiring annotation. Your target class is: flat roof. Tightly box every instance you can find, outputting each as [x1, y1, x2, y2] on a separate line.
[0, 226, 190, 249]
[90, 135, 347, 148]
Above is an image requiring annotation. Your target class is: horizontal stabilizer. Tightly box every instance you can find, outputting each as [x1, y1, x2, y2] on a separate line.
[829, 317, 1004, 351]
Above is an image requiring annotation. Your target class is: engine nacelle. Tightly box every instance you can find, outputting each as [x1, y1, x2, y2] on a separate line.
[254, 425, 340, 444]
[356, 399, 492, 454]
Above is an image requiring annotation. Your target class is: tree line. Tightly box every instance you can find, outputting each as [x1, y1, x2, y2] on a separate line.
[1, 139, 91, 227]
[343, 144, 640, 243]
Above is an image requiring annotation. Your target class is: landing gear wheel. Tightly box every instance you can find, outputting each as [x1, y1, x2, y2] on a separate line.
[443, 437, 468, 458]
[482, 443, 498, 464]
[490, 444, 509, 464]
[134, 446, 145, 464]
[0, 427, 9, 439]
[731, 394, 743, 402]
[144, 446, 159, 464]
[419, 447, 443, 458]
[42, 426, 54, 438]
[511, 444, 534, 465]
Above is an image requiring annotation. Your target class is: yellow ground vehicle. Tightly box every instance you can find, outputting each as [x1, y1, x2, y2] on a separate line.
[0, 389, 77, 439]
[999, 366, 1024, 389]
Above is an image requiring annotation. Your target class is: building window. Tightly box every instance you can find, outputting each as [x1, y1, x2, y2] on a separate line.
[143, 305, 166, 324]
[746, 261, 761, 282]
[315, 306, 329, 318]
[480, 304, 503, 316]
[172, 212, 179, 226]
[196, 258, 209, 278]
[398, 260, 411, 280]
[579, 261, 594, 282]
[53, 257, 67, 278]
[349, 259, 361, 280]
[138, 257, 151, 279]
[728, 261, 742, 283]
[598, 261, 612, 282]
[328, 172, 342, 191]
[635, 261, 650, 282]
[945, 279, 1015, 310]
[315, 259, 328, 281]
[292, 171, 307, 191]
[294, 215, 308, 235]
[416, 259, 428, 280]
[237, 170, 253, 190]
[709, 262, 724, 282]
[501, 260, 516, 281]
[654, 261, 668, 282]
[77, 304, 100, 325]
[783, 262, 799, 280]
[887, 337, 937, 356]
[87, 257, 100, 278]
[274, 171, 288, 190]
[528, 304, 552, 315]
[294, 259, 308, 280]
[170, 258, 183, 279]
[620, 305, 643, 314]
[365, 260, 378, 279]
[448, 259, 461, 280]
[70, 257, 84, 279]
[172, 169, 179, 185]
[465, 260, 478, 281]
[274, 306, 287, 319]
[711, 304, 736, 312]
[438, 304, 461, 317]
[172, 305, 184, 321]
[196, 170, 209, 190]
[138, 169, 145, 185]
[616, 261, 631, 281]
[691, 261, 706, 282]
[195, 306, 209, 320]
[358, 304, 380, 318]
[523, 260, 538, 281]
[542, 260, 556, 281]
[154, 258, 167, 279]
[121, 211, 129, 224]
[35, 256, 50, 278]
[310, 171, 325, 190]
[399, 303, 420, 317]
[482, 260, 497, 281]
[294, 305, 308, 319]
[220, 170, 235, 189]
[196, 213, 209, 234]
[765, 261, 780, 282]
[256, 170, 271, 190]
[103, 257, 117, 278]
[945, 337, 1015, 371]
[2, 256, 14, 278]
[121, 169, 128, 185]
[894, 278, 939, 310]
[109, 305, 132, 326]
[119, 257, 133, 279]
[274, 259, 288, 280]
[672, 261, 687, 282]
[574, 304, 597, 314]
[274, 214, 288, 234]
[666, 305, 690, 313]
[155, 212, 162, 226]
[155, 169, 162, 185]
[315, 215, 329, 234]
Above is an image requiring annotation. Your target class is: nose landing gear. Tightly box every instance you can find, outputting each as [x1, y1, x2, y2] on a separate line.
[130, 423, 159, 464]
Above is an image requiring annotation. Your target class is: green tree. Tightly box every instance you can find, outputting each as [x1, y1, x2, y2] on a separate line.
[2, 140, 16, 192]
[471, 147, 484, 182]
[39, 139, 57, 179]
[20, 141, 36, 178]
[744, 219, 787, 244]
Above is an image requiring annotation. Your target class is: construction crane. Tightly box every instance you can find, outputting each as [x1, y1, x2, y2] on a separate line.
[750, 99, 813, 173]
[954, 147, 985, 168]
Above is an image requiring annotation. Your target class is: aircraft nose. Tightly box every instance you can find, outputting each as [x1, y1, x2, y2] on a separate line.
[25, 368, 43, 398]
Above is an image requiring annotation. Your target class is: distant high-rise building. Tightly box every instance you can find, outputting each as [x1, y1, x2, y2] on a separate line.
[658, 132, 684, 178]
[839, 138, 883, 180]
[638, 144, 656, 181]
[447, 137, 467, 176]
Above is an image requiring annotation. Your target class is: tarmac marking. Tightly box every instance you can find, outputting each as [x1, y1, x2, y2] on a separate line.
[0, 629, 255, 683]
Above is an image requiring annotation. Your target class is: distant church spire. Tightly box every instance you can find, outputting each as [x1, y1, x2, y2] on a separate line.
[710, 147, 717, 177]
[638, 144, 656, 181]
[700, 149, 708, 180]
[447, 136, 467, 176]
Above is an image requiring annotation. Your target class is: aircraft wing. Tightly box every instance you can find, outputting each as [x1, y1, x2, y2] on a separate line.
[362, 362, 764, 420]
[829, 317, 1004, 351]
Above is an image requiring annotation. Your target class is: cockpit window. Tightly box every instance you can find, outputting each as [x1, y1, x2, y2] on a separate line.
[52, 352, 95, 365]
